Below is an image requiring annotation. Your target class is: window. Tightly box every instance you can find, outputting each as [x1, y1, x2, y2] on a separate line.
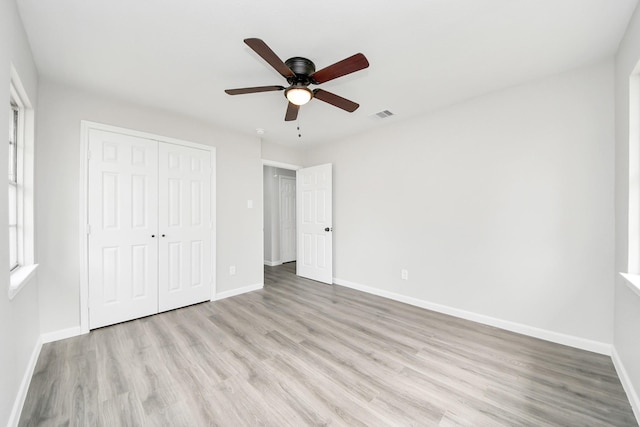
[7, 66, 37, 299]
[8, 102, 19, 270]
[621, 63, 640, 297]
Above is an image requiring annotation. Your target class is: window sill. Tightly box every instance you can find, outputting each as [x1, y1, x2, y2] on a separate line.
[8, 264, 38, 300]
[620, 273, 640, 298]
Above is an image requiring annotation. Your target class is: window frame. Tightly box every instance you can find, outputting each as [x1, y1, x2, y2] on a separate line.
[7, 66, 38, 300]
[9, 101, 19, 271]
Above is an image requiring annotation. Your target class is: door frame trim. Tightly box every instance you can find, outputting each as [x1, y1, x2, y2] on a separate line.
[262, 159, 302, 171]
[79, 121, 217, 333]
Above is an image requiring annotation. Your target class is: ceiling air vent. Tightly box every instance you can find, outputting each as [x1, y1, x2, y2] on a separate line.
[370, 110, 395, 120]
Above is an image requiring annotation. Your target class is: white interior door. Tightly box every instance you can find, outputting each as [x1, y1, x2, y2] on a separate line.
[158, 143, 212, 312]
[280, 176, 296, 263]
[88, 130, 159, 329]
[296, 164, 333, 284]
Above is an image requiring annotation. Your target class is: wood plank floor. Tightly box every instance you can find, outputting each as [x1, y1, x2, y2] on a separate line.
[20, 263, 637, 426]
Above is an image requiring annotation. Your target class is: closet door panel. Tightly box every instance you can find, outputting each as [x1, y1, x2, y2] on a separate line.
[158, 143, 212, 312]
[88, 130, 159, 329]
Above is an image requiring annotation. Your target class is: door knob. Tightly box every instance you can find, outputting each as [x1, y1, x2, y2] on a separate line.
[151, 234, 155, 238]
[324, 227, 332, 232]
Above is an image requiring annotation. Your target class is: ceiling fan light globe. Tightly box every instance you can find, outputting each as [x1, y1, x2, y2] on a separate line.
[286, 87, 312, 106]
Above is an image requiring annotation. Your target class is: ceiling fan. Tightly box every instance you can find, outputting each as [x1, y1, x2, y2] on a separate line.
[225, 38, 370, 121]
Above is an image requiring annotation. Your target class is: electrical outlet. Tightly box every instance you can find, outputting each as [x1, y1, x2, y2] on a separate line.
[229, 265, 236, 276]
[247, 200, 253, 209]
[401, 269, 408, 280]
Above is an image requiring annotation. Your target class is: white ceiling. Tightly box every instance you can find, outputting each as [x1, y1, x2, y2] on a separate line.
[16, 0, 638, 147]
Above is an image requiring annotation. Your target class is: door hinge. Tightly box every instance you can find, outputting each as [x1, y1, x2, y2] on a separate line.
[86, 224, 91, 235]
[87, 150, 91, 160]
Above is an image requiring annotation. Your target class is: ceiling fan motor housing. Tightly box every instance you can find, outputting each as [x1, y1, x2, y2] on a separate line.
[285, 57, 316, 85]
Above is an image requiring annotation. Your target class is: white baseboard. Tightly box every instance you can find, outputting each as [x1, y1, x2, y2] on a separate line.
[264, 260, 282, 267]
[8, 335, 42, 427]
[333, 277, 612, 356]
[41, 326, 84, 344]
[213, 283, 263, 301]
[612, 347, 640, 424]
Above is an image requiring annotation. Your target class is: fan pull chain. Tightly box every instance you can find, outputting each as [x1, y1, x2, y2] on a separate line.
[297, 118, 302, 139]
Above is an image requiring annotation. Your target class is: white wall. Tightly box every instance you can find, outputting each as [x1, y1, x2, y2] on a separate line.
[615, 1, 640, 416]
[36, 80, 264, 334]
[305, 60, 615, 347]
[0, 0, 41, 424]
[263, 166, 295, 265]
[261, 140, 305, 167]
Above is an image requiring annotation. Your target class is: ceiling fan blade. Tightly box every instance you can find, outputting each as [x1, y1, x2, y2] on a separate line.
[313, 89, 359, 112]
[225, 85, 285, 95]
[244, 38, 295, 79]
[285, 102, 300, 121]
[310, 53, 369, 84]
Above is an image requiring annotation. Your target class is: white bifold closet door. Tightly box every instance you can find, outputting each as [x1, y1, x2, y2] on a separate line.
[87, 129, 212, 329]
[157, 142, 212, 312]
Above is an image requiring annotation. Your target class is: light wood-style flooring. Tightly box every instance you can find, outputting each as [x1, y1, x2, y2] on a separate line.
[20, 263, 637, 426]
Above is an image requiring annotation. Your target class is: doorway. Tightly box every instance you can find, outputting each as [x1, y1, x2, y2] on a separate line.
[262, 160, 333, 285]
[263, 164, 297, 266]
